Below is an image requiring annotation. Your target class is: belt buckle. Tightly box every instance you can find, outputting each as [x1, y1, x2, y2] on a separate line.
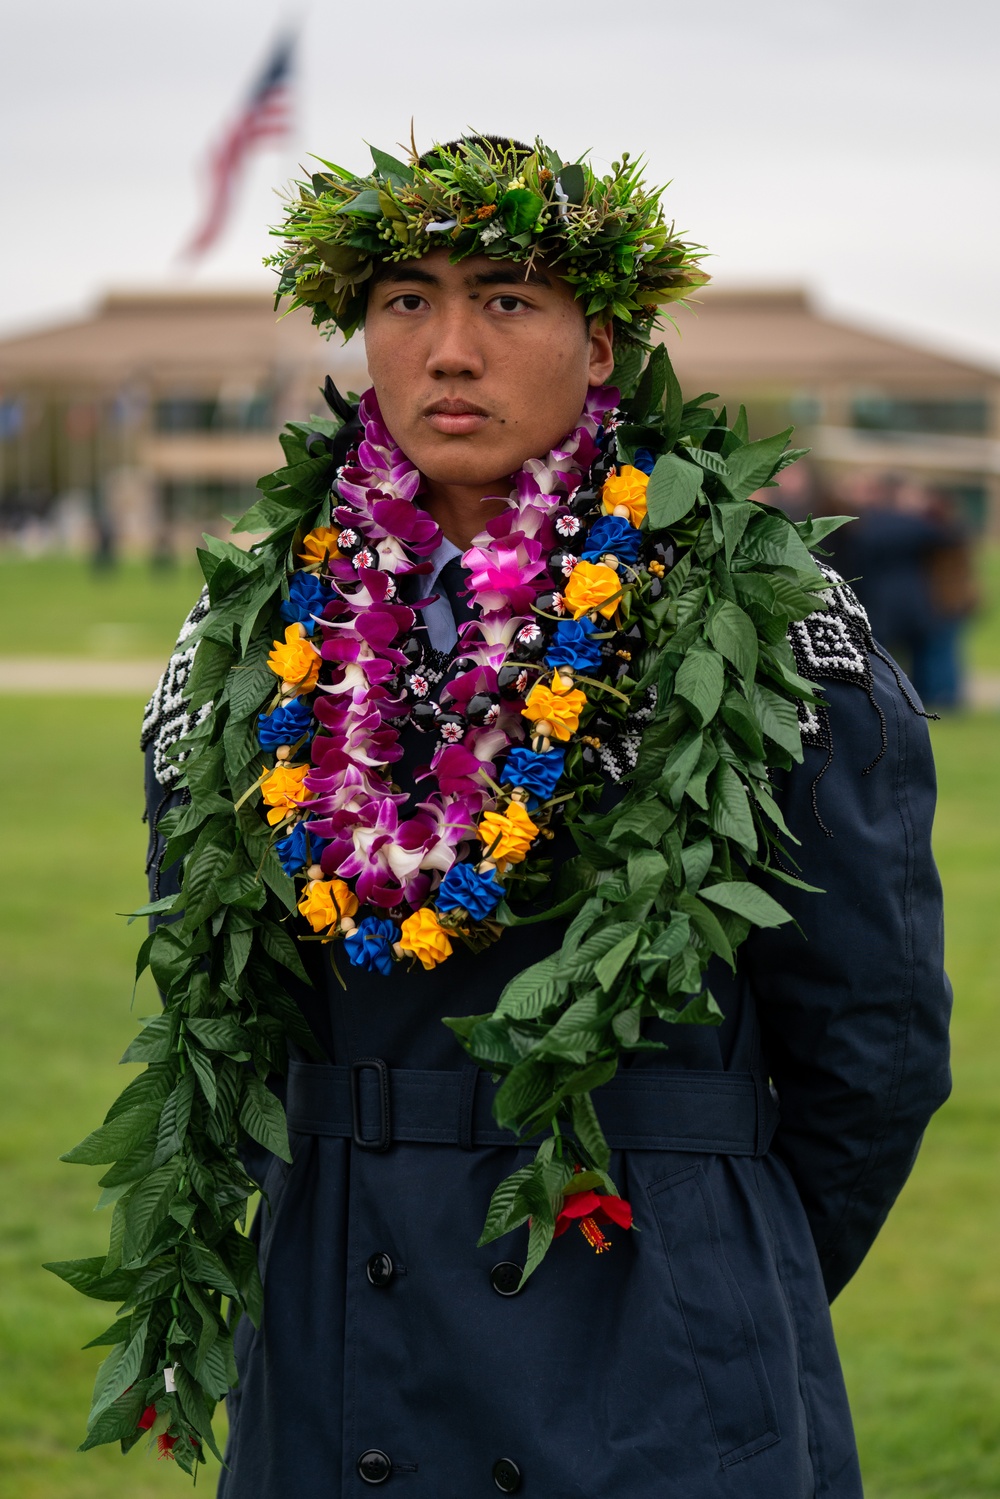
[350, 1058, 391, 1152]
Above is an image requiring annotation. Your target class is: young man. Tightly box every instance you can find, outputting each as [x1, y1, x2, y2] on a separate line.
[132, 137, 950, 1496]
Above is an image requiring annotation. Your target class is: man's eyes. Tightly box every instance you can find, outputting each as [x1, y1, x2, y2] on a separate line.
[489, 294, 529, 314]
[388, 293, 428, 313]
[385, 292, 531, 315]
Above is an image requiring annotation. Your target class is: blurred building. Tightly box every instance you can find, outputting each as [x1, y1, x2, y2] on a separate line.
[0, 290, 367, 558]
[667, 288, 1000, 533]
[0, 284, 998, 555]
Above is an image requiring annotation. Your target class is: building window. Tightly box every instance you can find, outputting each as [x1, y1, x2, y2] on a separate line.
[850, 394, 989, 437]
[154, 391, 274, 433]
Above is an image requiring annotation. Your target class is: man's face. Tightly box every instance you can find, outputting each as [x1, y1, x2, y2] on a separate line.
[363, 251, 615, 493]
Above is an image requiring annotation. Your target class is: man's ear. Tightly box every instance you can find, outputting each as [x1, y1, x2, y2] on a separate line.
[587, 319, 615, 387]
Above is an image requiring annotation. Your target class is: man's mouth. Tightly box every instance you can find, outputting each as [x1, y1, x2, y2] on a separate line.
[423, 399, 491, 436]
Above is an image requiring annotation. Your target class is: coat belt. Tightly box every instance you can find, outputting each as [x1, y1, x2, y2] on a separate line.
[285, 1058, 779, 1157]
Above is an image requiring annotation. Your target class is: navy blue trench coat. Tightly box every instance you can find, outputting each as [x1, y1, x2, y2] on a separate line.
[144, 617, 951, 1498]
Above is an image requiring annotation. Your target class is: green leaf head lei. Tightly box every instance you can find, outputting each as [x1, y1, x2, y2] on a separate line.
[265, 133, 711, 340]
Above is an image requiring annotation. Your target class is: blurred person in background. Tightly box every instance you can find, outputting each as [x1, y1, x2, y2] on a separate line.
[832, 470, 970, 709]
[912, 486, 978, 711]
[770, 453, 827, 525]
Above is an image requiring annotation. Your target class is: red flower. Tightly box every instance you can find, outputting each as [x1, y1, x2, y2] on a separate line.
[554, 1189, 633, 1253]
[138, 1405, 157, 1430]
[157, 1432, 177, 1460]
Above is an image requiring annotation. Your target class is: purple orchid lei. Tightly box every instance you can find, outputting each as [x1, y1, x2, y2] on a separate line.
[260, 382, 628, 972]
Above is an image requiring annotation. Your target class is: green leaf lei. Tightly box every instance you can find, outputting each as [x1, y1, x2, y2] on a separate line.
[49, 342, 841, 1470]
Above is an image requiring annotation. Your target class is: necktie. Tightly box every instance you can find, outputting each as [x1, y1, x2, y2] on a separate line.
[436, 556, 476, 630]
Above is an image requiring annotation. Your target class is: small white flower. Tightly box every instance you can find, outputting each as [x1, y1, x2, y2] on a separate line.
[480, 222, 504, 246]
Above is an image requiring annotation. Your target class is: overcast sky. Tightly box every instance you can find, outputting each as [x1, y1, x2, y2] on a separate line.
[1, 0, 998, 367]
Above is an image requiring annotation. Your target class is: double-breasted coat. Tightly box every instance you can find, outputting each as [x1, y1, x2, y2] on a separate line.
[142, 571, 951, 1498]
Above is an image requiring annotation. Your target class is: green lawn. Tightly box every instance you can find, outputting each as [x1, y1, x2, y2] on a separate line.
[968, 542, 1000, 676]
[0, 549, 998, 1494]
[0, 556, 203, 659]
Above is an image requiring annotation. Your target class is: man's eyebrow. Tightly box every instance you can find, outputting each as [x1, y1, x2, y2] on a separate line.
[467, 268, 552, 289]
[376, 265, 441, 286]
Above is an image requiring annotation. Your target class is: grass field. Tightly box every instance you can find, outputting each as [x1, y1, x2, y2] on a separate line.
[0, 556, 203, 659]
[0, 552, 998, 1496]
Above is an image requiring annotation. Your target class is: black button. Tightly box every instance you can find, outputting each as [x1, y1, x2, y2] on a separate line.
[490, 1261, 523, 1297]
[366, 1252, 395, 1288]
[493, 1457, 522, 1493]
[358, 1449, 392, 1484]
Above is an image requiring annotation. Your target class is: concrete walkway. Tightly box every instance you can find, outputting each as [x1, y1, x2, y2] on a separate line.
[0, 657, 163, 694]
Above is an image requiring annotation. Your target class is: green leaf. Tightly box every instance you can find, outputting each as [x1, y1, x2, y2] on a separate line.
[495, 953, 567, 1020]
[593, 930, 640, 991]
[626, 343, 669, 423]
[749, 681, 805, 759]
[185, 1016, 251, 1053]
[240, 1074, 292, 1163]
[570, 1091, 610, 1170]
[153, 1072, 196, 1167]
[646, 453, 702, 530]
[78, 1388, 146, 1450]
[87, 1318, 148, 1425]
[186, 638, 234, 709]
[522, 1211, 556, 1286]
[43, 1256, 137, 1301]
[122, 1161, 182, 1263]
[675, 647, 725, 728]
[147, 924, 195, 994]
[709, 762, 758, 852]
[174, 1362, 226, 1463]
[259, 918, 311, 983]
[81, 1315, 132, 1349]
[701, 880, 792, 929]
[721, 689, 765, 759]
[636, 917, 690, 978]
[562, 923, 634, 982]
[706, 598, 758, 680]
[493, 1060, 556, 1131]
[794, 513, 852, 548]
[500, 188, 544, 234]
[607, 799, 673, 849]
[675, 990, 724, 1025]
[228, 642, 276, 722]
[120, 1012, 177, 1065]
[557, 162, 586, 203]
[370, 145, 414, 183]
[478, 1163, 536, 1244]
[724, 428, 792, 501]
[61, 1102, 161, 1166]
[183, 1243, 239, 1298]
[180, 839, 232, 933]
[659, 729, 704, 807]
[677, 891, 734, 966]
[742, 512, 816, 573]
[713, 500, 754, 565]
[680, 836, 713, 893]
[690, 446, 730, 479]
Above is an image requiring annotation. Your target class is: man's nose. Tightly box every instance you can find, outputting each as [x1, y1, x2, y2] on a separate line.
[424, 305, 486, 380]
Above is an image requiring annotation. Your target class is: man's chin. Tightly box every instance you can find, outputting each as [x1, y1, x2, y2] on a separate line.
[409, 445, 520, 495]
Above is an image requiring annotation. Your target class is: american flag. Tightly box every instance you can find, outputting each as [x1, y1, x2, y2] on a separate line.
[182, 33, 295, 261]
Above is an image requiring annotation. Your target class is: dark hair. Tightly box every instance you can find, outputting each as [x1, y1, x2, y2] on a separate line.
[417, 134, 533, 170]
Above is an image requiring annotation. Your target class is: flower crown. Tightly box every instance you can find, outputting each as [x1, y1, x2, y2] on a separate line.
[265, 133, 710, 341]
